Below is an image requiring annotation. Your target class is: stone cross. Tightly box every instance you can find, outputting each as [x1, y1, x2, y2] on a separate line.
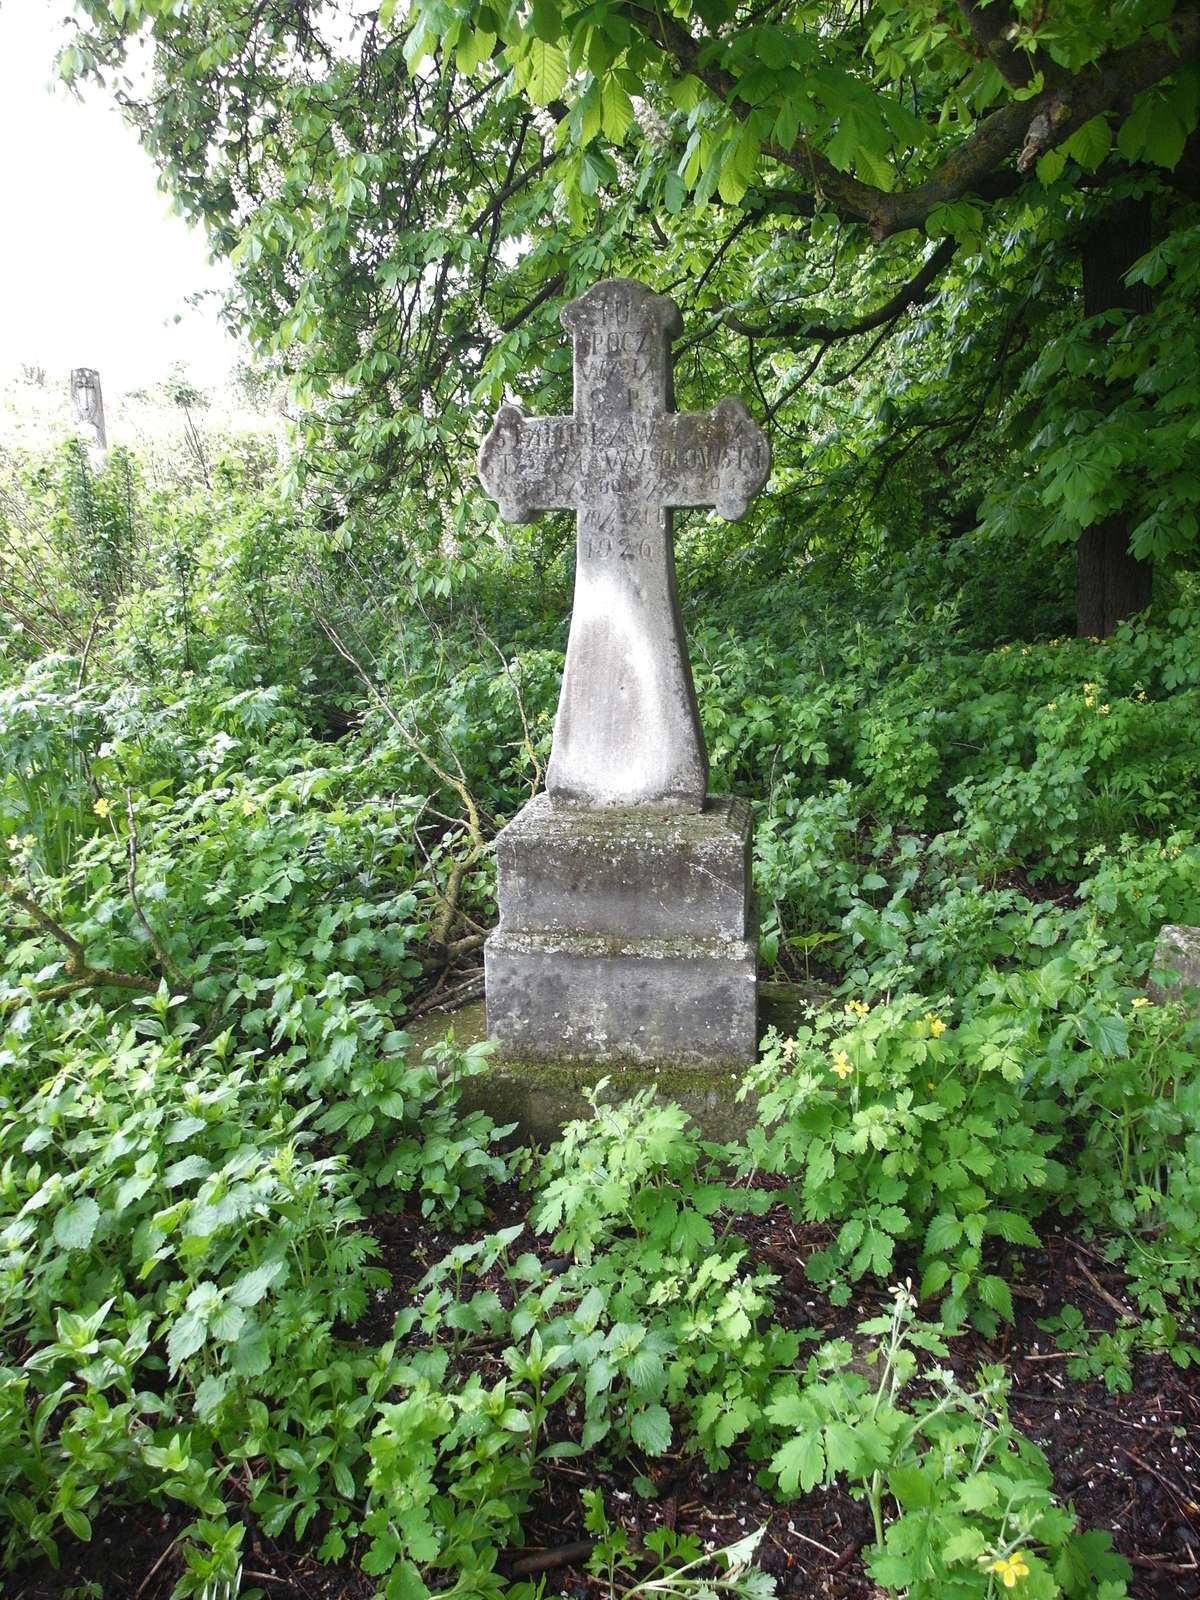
[479, 279, 769, 812]
[71, 367, 107, 457]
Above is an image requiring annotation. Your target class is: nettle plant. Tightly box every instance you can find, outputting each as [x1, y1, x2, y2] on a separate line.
[0, 962, 512, 1571]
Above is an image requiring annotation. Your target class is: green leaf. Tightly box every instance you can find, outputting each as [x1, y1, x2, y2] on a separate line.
[530, 0, 560, 43]
[823, 1421, 863, 1474]
[888, 1462, 932, 1508]
[167, 1311, 209, 1370]
[601, 77, 633, 142]
[957, 1472, 1000, 1511]
[630, 1404, 671, 1455]
[1036, 144, 1067, 181]
[919, 1259, 951, 1299]
[1064, 115, 1111, 172]
[1082, 1011, 1129, 1059]
[943, 1527, 987, 1564]
[771, 1432, 825, 1494]
[987, 1210, 1040, 1247]
[385, 1561, 432, 1600]
[525, 39, 567, 106]
[978, 1274, 1014, 1322]
[924, 1213, 961, 1253]
[54, 1197, 100, 1252]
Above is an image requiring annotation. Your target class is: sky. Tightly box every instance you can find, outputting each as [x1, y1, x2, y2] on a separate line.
[0, 2, 240, 390]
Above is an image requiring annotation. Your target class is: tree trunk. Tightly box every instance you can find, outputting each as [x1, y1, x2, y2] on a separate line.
[1076, 198, 1154, 638]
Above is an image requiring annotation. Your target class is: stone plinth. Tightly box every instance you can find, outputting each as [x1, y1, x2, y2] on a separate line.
[1150, 924, 1200, 1010]
[485, 796, 757, 1066]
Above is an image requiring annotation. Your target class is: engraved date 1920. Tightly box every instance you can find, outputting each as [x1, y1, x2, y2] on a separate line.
[586, 536, 654, 560]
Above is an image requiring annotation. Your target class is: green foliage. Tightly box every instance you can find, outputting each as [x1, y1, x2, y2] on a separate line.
[2, 383, 1198, 1600]
[55, 0, 1200, 625]
[766, 1287, 1130, 1598]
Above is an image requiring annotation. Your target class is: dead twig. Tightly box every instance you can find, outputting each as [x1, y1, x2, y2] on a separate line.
[1075, 1256, 1133, 1321]
[125, 788, 187, 988]
[2, 872, 159, 1000]
[508, 1539, 596, 1577]
[133, 1534, 180, 1598]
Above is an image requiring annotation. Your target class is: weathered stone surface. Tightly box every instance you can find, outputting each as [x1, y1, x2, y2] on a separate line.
[1150, 924, 1200, 1009]
[494, 792, 752, 941]
[407, 1000, 761, 1142]
[478, 278, 769, 812]
[71, 367, 107, 456]
[485, 927, 757, 1066]
[477, 278, 768, 1069]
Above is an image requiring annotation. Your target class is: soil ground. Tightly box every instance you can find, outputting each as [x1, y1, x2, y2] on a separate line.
[13, 1184, 1200, 1600]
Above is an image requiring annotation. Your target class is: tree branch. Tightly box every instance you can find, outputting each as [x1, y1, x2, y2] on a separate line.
[956, 0, 1035, 88]
[632, 2, 1200, 235]
[124, 790, 186, 985]
[2, 874, 159, 998]
[725, 236, 957, 342]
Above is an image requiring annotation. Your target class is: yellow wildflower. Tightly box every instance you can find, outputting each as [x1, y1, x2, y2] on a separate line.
[1098, 703, 1110, 715]
[846, 998, 870, 1017]
[925, 1013, 946, 1038]
[1136, 690, 1147, 702]
[990, 1552, 1030, 1588]
[93, 797, 111, 818]
[830, 1049, 853, 1080]
[1132, 996, 1151, 1009]
[1046, 702, 1057, 712]
[1084, 694, 1095, 708]
[781, 1036, 798, 1062]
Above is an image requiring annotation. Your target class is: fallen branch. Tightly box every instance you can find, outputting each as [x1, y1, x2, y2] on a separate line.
[509, 1539, 596, 1577]
[2, 874, 159, 1000]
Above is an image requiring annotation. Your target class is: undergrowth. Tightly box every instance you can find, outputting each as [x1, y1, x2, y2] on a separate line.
[1, 439, 1198, 1597]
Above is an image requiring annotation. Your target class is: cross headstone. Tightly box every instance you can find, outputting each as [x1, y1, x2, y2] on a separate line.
[479, 279, 769, 1074]
[479, 278, 769, 811]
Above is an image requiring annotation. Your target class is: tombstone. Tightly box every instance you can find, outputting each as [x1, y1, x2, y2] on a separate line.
[71, 367, 107, 456]
[478, 279, 769, 1066]
[1150, 924, 1200, 1012]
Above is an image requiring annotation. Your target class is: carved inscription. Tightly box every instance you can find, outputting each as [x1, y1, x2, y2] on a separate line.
[486, 417, 769, 505]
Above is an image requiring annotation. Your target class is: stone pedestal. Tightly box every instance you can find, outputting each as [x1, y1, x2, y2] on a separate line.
[485, 794, 757, 1066]
[1150, 924, 1200, 1010]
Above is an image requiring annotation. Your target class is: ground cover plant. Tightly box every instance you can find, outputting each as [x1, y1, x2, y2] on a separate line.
[4, 0, 1200, 1591]
[2, 420, 1198, 1600]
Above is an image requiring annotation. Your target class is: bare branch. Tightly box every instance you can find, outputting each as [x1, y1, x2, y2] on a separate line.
[726, 237, 957, 343]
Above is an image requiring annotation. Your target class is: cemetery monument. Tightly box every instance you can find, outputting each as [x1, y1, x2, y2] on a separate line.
[71, 367, 107, 457]
[479, 278, 769, 1067]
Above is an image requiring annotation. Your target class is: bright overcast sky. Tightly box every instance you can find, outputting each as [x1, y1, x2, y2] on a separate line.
[0, 2, 240, 390]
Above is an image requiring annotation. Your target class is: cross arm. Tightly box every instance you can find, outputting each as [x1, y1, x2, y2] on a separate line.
[478, 404, 581, 523]
[657, 397, 770, 520]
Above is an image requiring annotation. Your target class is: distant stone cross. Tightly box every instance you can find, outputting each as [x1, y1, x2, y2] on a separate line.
[479, 279, 770, 811]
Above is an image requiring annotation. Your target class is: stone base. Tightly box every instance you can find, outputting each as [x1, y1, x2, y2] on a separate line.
[460, 1046, 758, 1145]
[405, 984, 835, 1144]
[486, 928, 757, 1065]
[1150, 924, 1200, 1010]
[486, 793, 757, 1066]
